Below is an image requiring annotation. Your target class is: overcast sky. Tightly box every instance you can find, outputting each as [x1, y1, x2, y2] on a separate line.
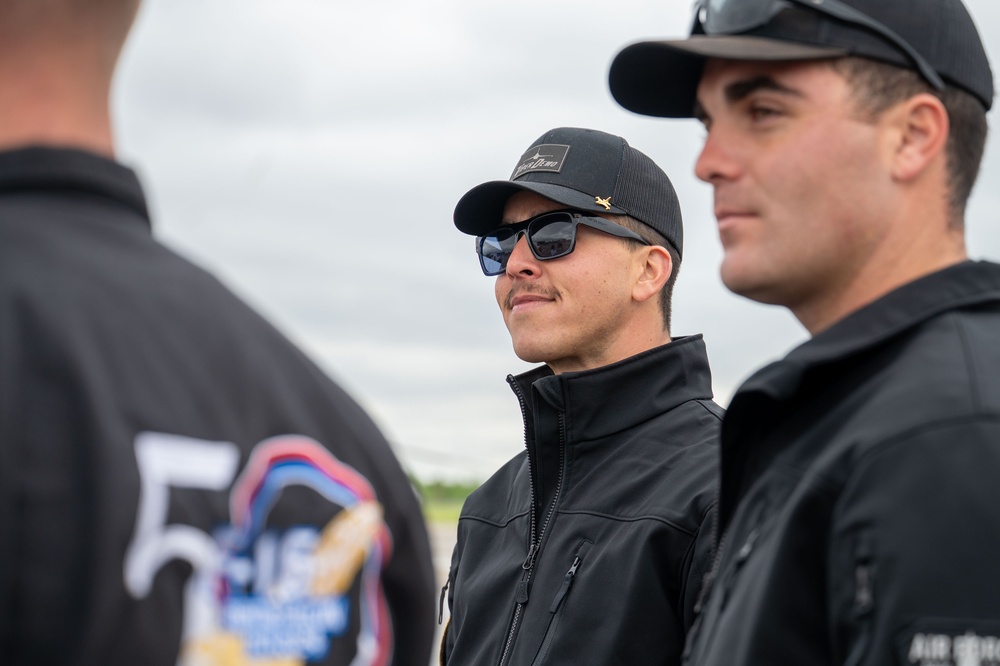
[112, 0, 1000, 481]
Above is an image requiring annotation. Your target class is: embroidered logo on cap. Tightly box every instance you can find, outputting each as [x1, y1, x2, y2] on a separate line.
[511, 144, 570, 180]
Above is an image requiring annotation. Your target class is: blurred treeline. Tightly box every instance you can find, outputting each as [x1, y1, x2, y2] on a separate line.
[411, 477, 481, 502]
[410, 477, 482, 524]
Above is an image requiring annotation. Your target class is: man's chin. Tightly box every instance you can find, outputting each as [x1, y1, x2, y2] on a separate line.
[512, 349, 549, 365]
[720, 264, 784, 305]
[510, 339, 554, 366]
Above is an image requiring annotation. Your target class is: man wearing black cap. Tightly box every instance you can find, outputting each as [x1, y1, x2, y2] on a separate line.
[609, 1, 1000, 665]
[440, 126, 721, 666]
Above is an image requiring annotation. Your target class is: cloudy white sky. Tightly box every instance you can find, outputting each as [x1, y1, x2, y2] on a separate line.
[112, 0, 1000, 481]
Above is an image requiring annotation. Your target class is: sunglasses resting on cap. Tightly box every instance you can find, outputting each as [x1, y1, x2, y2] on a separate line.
[696, 0, 943, 89]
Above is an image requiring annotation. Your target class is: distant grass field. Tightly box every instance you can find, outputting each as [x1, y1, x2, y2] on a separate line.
[423, 498, 464, 524]
[413, 478, 478, 525]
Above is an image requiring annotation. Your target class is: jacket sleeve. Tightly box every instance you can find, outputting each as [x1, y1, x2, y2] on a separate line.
[828, 418, 1000, 666]
[680, 499, 718, 632]
[440, 527, 462, 665]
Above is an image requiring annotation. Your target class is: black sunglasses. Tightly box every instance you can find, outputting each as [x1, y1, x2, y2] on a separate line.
[695, 0, 945, 91]
[476, 211, 650, 276]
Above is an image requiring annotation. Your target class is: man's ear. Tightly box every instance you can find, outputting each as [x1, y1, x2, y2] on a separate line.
[888, 92, 949, 183]
[632, 245, 672, 304]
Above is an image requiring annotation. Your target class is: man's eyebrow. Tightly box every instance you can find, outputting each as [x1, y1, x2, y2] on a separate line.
[693, 74, 802, 122]
[724, 75, 801, 103]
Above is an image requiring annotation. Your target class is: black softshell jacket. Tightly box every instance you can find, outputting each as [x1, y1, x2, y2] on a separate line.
[0, 147, 435, 665]
[443, 336, 721, 666]
[684, 261, 1000, 666]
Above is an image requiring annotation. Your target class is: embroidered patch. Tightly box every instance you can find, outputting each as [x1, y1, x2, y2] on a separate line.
[898, 619, 1000, 666]
[511, 143, 570, 180]
[125, 432, 394, 665]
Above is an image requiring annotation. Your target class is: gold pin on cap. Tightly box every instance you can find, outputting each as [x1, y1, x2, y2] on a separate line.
[595, 196, 612, 211]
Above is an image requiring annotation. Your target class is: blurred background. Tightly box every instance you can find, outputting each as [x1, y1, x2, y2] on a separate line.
[113, 0, 1000, 487]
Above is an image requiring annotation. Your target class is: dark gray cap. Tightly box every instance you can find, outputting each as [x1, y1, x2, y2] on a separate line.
[609, 0, 994, 118]
[453, 127, 683, 256]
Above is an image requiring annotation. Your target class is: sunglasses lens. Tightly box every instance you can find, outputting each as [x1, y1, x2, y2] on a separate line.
[529, 219, 575, 259]
[476, 214, 578, 275]
[479, 227, 517, 275]
[479, 237, 507, 275]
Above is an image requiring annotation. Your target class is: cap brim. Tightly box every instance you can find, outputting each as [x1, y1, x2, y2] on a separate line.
[453, 180, 628, 236]
[609, 36, 847, 118]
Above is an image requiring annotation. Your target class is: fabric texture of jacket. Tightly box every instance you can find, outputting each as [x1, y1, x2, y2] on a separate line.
[443, 335, 722, 666]
[684, 260, 1000, 666]
[0, 147, 435, 666]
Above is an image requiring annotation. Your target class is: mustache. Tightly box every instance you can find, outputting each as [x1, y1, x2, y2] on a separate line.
[504, 285, 560, 310]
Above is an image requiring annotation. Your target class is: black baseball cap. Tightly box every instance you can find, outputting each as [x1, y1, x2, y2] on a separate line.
[609, 0, 994, 118]
[453, 127, 683, 256]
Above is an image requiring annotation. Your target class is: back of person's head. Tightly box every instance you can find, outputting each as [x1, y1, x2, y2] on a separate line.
[0, 0, 140, 56]
[0, 0, 142, 154]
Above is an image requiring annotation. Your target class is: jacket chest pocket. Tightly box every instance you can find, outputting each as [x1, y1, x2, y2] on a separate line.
[530, 540, 594, 666]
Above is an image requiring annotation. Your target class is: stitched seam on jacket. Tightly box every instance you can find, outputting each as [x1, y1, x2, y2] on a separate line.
[459, 509, 530, 528]
[554, 509, 698, 535]
[952, 313, 984, 413]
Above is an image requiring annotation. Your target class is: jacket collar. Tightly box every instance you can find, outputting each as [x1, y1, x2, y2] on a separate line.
[0, 146, 149, 222]
[510, 334, 715, 443]
[717, 261, 1000, 530]
[734, 261, 1000, 405]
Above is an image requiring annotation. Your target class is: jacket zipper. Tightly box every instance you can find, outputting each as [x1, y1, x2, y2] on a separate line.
[548, 553, 582, 613]
[692, 503, 729, 617]
[684, 522, 753, 664]
[531, 540, 594, 666]
[498, 377, 565, 666]
[843, 538, 875, 666]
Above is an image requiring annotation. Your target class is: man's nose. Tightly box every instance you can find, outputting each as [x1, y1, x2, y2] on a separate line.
[504, 232, 539, 277]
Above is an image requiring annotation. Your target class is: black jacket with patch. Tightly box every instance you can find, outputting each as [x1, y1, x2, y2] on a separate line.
[442, 336, 721, 666]
[684, 261, 1000, 666]
[0, 147, 434, 665]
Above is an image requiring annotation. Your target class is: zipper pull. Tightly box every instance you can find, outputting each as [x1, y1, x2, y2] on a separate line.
[516, 543, 539, 605]
[548, 556, 581, 612]
[736, 528, 759, 562]
[516, 567, 531, 604]
[438, 577, 450, 624]
[522, 543, 538, 570]
[854, 563, 874, 615]
[692, 570, 713, 616]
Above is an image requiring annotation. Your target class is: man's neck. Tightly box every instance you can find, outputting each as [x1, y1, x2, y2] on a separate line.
[0, 48, 117, 157]
[796, 216, 967, 336]
[546, 328, 672, 375]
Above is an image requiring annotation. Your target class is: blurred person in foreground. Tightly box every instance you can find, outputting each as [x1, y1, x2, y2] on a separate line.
[0, 1, 434, 664]
[609, 0, 1000, 664]
[440, 126, 722, 665]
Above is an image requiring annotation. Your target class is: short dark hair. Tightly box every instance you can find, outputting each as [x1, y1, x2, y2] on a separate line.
[830, 56, 989, 225]
[611, 214, 680, 333]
